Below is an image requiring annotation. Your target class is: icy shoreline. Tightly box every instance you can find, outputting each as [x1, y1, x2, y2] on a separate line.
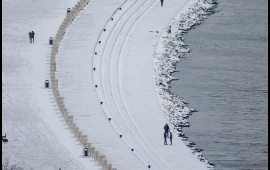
[154, 0, 218, 168]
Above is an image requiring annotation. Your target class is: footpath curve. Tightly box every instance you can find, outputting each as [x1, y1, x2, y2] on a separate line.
[49, 0, 117, 169]
[98, 0, 214, 169]
[92, 0, 172, 169]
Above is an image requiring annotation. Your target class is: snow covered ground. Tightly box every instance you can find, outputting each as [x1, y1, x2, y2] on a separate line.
[2, 0, 100, 169]
[3, 0, 214, 169]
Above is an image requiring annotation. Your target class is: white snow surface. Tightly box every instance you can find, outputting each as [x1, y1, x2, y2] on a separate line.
[3, 0, 213, 169]
[2, 0, 99, 169]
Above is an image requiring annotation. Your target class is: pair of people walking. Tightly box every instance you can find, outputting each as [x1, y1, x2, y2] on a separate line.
[164, 123, 172, 145]
[28, 31, 35, 43]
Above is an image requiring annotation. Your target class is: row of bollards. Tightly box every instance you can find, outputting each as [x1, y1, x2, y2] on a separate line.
[91, 4, 153, 170]
[47, 0, 118, 169]
[49, 0, 90, 46]
[92, 84, 150, 168]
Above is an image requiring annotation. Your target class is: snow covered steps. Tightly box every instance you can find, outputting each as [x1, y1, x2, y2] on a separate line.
[49, 0, 117, 169]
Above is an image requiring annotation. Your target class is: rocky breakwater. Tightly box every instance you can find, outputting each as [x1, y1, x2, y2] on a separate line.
[154, 0, 218, 168]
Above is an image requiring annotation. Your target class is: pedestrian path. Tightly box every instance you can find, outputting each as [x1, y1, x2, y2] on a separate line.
[55, 0, 209, 169]
[56, 0, 147, 169]
[104, 0, 209, 169]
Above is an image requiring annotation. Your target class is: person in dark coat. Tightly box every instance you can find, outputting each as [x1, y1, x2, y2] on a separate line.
[31, 31, 35, 43]
[168, 26, 171, 34]
[160, 0, 164, 7]
[28, 31, 32, 43]
[164, 132, 167, 145]
[169, 132, 173, 145]
[164, 123, 170, 136]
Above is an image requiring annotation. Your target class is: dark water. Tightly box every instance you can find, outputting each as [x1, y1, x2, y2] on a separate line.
[170, 0, 268, 169]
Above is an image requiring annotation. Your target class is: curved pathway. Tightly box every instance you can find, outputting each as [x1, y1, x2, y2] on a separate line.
[96, 0, 210, 169]
[93, 0, 171, 169]
[56, 0, 147, 169]
[56, 0, 210, 169]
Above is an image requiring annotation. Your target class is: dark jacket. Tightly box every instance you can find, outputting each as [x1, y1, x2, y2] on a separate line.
[164, 124, 170, 132]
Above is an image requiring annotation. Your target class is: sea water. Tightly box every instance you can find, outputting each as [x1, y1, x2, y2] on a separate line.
[170, 0, 268, 169]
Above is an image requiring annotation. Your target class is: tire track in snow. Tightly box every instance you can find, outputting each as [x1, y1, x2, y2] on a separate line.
[94, 0, 138, 134]
[102, 0, 160, 168]
[108, 1, 172, 169]
[113, 2, 175, 170]
[93, 0, 172, 169]
[93, 0, 152, 167]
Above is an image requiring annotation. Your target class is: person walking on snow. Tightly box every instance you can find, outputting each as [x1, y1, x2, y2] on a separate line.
[164, 132, 168, 145]
[164, 123, 170, 136]
[160, 0, 164, 7]
[31, 31, 35, 43]
[28, 31, 32, 43]
[168, 26, 171, 34]
[169, 132, 173, 145]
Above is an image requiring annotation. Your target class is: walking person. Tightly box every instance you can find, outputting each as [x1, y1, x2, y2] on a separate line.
[31, 31, 35, 43]
[168, 26, 171, 34]
[164, 132, 168, 145]
[169, 132, 173, 145]
[160, 0, 164, 7]
[164, 123, 170, 136]
[28, 31, 32, 43]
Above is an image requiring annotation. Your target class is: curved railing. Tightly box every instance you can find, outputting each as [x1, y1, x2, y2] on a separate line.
[49, 0, 117, 169]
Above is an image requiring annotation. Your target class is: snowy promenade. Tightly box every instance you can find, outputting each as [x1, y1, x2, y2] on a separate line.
[3, 0, 210, 169]
[2, 0, 99, 169]
[56, 0, 209, 169]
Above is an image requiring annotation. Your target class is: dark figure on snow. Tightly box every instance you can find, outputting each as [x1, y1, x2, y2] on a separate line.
[160, 0, 164, 7]
[31, 31, 35, 43]
[28, 31, 32, 43]
[164, 123, 170, 136]
[169, 132, 173, 145]
[168, 26, 171, 34]
[164, 132, 167, 145]
[2, 133, 8, 142]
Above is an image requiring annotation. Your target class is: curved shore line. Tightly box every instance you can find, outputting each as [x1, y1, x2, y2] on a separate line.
[153, 0, 218, 169]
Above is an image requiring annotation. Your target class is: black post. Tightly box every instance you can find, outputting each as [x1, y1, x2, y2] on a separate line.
[45, 80, 50, 88]
[49, 37, 53, 45]
[67, 8, 71, 15]
[84, 148, 88, 156]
